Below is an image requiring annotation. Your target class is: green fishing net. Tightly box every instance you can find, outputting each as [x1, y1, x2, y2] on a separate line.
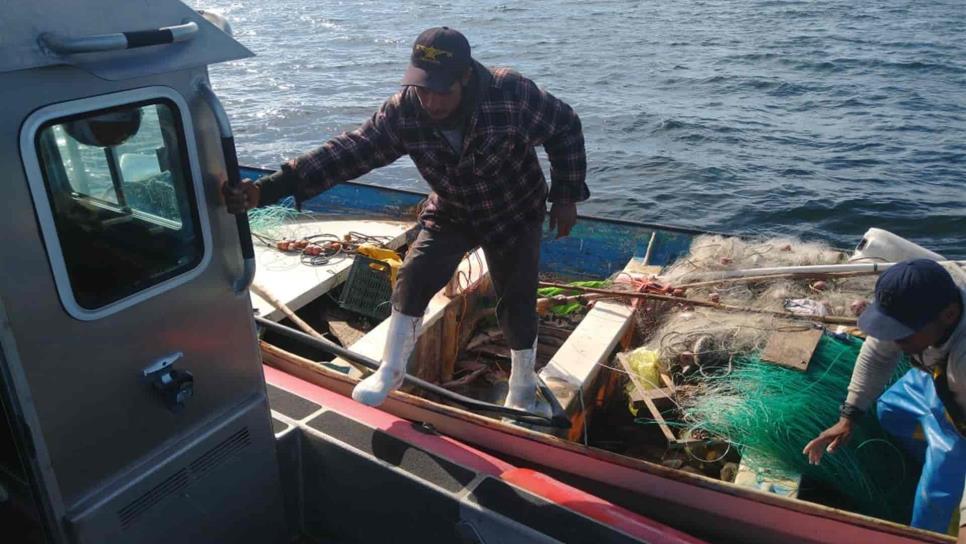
[676, 334, 917, 522]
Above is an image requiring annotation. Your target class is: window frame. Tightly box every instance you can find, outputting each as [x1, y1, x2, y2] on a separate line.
[20, 86, 213, 321]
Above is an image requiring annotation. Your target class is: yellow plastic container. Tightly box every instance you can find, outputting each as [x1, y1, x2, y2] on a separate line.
[356, 244, 402, 285]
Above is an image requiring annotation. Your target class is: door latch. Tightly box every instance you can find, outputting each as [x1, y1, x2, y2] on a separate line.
[142, 352, 193, 412]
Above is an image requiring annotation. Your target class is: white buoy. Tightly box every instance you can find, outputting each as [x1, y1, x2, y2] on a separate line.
[850, 228, 945, 263]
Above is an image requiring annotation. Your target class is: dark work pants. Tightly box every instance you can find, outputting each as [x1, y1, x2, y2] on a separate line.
[391, 221, 542, 350]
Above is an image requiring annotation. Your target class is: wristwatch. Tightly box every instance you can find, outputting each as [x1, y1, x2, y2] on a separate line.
[839, 402, 864, 420]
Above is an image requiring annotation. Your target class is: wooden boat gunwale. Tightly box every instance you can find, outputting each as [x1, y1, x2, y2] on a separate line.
[240, 165, 722, 237]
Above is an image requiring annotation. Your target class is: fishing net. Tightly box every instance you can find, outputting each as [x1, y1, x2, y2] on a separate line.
[661, 235, 847, 283]
[248, 204, 309, 238]
[659, 234, 876, 317]
[621, 234, 921, 523]
[649, 311, 800, 378]
[676, 335, 916, 523]
[630, 235, 874, 378]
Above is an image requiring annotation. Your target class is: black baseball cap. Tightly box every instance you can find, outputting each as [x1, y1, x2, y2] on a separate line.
[858, 259, 960, 341]
[401, 27, 472, 92]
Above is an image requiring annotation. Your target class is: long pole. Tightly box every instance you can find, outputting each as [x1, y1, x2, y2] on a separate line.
[670, 260, 966, 282]
[672, 270, 878, 290]
[252, 282, 369, 375]
[253, 316, 570, 428]
[537, 282, 858, 326]
[252, 282, 325, 340]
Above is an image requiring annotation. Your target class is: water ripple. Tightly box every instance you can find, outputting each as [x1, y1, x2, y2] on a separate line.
[199, 0, 965, 257]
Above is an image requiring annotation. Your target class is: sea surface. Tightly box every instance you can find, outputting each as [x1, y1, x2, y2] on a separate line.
[195, 0, 965, 257]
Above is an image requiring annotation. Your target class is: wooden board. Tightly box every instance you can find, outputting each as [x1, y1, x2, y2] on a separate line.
[330, 248, 490, 378]
[617, 354, 676, 444]
[623, 262, 663, 277]
[539, 258, 642, 439]
[250, 216, 414, 321]
[326, 320, 367, 347]
[413, 319, 442, 384]
[629, 387, 674, 403]
[760, 328, 823, 372]
[438, 303, 461, 383]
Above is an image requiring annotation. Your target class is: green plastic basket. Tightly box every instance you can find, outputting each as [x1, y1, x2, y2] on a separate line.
[338, 254, 392, 320]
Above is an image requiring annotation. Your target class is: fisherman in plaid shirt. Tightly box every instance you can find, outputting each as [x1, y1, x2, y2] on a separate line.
[225, 27, 588, 414]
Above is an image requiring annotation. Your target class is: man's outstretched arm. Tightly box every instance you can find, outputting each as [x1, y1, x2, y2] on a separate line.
[223, 94, 407, 212]
[803, 338, 901, 464]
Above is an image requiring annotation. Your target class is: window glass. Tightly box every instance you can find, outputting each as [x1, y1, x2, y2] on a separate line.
[35, 100, 203, 310]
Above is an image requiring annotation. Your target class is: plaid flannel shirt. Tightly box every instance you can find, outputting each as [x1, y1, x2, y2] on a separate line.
[277, 62, 588, 248]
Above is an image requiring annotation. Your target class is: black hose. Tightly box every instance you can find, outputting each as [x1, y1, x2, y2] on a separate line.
[254, 316, 571, 429]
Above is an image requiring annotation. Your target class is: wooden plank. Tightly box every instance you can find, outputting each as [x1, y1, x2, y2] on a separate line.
[760, 328, 823, 372]
[660, 372, 675, 392]
[539, 258, 642, 432]
[412, 319, 442, 384]
[623, 263, 663, 277]
[326, 320, 366, 347]
[629, 384, 695, 405]
[439, 303, 461, 383]
[629, 387, 674, 403]
[617, 353, 676, 443]
[540, 300, 635, 412]
[250, 216, 414, 321]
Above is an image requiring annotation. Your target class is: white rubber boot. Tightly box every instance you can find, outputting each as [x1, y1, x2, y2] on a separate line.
[352, 310, 422, 407]
[504, 336, 539, 412]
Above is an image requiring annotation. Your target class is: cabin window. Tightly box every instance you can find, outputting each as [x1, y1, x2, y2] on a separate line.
[31, 98, 205, 312]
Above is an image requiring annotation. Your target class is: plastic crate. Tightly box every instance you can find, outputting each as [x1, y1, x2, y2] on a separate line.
[338, 254, 392, 320]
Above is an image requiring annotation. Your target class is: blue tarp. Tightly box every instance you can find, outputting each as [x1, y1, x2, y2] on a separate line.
[878, 368, 965, 533]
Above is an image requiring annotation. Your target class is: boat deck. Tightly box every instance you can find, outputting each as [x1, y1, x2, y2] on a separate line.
[250, 215, 415, 321]
[251, 212, 952, 544]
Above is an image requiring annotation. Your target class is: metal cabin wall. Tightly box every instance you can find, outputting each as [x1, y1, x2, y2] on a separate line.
[0, 64, 285, 541]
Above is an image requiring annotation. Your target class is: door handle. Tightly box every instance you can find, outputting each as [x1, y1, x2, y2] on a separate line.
[197, 82, 256, 294]
[142, 352, 194, 412]
[40, 21, 198, 55]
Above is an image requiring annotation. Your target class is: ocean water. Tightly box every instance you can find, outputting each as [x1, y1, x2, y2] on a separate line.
[197, 0, 965, 257]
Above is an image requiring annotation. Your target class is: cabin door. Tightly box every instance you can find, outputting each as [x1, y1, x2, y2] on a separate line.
[0, 84, 284, 542]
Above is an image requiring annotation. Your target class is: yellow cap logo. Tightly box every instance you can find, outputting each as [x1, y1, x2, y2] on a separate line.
[415, 44, 453, 63]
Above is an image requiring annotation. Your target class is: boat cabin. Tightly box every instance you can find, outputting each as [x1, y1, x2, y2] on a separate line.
[0, 1, 286, 541]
